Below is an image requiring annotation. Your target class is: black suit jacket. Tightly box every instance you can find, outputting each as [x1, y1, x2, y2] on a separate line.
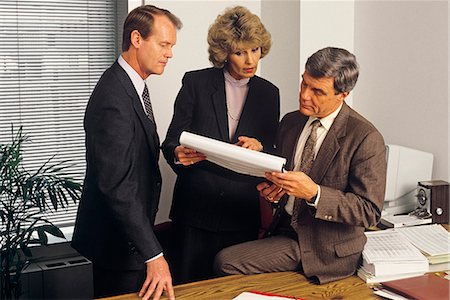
[162, 67, 280, 231]
[72, 61, 162, 270]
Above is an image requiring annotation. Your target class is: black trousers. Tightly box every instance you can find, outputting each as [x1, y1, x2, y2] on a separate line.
[92, 263, 145, 299]
[172, 223, 258, 285]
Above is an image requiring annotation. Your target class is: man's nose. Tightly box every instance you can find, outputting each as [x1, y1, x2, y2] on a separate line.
[166, 48, 173, 58]
[301, 88, 311, 100]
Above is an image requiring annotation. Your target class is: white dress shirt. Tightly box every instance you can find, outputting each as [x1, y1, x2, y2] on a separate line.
[285, 103, 343, 215]
[118, 55, 149, 116]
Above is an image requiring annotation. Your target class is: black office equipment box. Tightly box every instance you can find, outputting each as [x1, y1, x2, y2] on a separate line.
[418, 180, 449, 224]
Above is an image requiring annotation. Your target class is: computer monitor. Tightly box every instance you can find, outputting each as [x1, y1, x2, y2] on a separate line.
[382, 144, 433, 216]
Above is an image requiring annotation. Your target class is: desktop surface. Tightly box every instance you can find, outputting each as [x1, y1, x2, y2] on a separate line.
[102, 224, 449, 300]
[102, 271, 379, 300]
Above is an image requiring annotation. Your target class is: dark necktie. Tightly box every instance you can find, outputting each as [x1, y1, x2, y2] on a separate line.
[142, 83, 155, 123]
[290, 119, 321, 225]
[299, 119, 321, 175]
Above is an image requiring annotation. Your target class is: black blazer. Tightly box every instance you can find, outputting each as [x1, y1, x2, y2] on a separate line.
[72, 61, 162, 270]
[162, 67, 280, 231]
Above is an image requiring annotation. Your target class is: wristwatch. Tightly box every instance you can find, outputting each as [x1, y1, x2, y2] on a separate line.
[307, 194, 318, 204]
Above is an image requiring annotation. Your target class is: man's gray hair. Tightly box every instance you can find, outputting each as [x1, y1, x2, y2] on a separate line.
[305, 47, 359, 94]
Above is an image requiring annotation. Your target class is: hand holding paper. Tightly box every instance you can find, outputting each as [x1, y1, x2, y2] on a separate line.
[179, 131, 286, 178]
[174, 145, 206, 166]
[235, 136, 263, 151]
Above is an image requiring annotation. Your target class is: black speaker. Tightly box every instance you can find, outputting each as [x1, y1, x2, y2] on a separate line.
[417, 180, 449, 224]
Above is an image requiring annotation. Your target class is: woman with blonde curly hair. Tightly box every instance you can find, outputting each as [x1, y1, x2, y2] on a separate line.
[162, 6, 280, 284]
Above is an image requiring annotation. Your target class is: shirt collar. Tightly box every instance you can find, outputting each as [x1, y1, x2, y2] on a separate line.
[306, 102, 344, 131]
[224, 70, 250, 87]
[118, 55, 146, 96]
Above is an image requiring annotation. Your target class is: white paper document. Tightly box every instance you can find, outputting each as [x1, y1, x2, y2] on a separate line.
[179, 131, 286, 178]
[359, 230, 429, 282]
[394, 224, 450, 257]
[363, 230, 428, 263]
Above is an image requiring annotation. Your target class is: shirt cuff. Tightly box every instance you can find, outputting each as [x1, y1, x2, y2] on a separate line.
[306, 185, 321, 208]
[145, 252, 163, 263]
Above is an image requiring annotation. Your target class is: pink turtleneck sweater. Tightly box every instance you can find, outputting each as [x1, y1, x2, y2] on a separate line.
[224, 70, 250, 139]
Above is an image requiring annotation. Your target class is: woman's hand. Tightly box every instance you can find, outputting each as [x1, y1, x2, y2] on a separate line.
[236, 136, 263, 151]
[174, 145, 206, 166]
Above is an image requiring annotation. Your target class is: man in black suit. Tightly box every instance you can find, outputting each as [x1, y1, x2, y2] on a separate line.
[71, 5, 182, 300]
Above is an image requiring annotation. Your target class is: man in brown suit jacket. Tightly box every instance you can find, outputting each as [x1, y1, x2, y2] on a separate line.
[214, 47, 387, 284]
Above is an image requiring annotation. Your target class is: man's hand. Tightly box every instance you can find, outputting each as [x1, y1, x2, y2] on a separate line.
[265, 171, 318, 201]
[139, 256, 175, 300]
[174, 145, 206, 166]
[257, 181, 286, 203]
[236, 136, 263, 151]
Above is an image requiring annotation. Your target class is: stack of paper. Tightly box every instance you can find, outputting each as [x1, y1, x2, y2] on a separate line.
[358, 230, 429, 283]
[395, 224, 450, 272]
[179, 131, 286, 178]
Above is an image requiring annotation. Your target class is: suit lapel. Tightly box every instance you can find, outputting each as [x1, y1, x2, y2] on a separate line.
[112, 62, 160, 160]
[293, 104, 349, 217]
[309, 103, 350, 183]
[210, 71, 229, 141]
[284, 115, 308, 171]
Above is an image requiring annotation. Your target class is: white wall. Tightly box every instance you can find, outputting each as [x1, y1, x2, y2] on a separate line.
[353, 1, 449, 182]
[300, 0, 355, 106]
[127, 1, 449, 223]
[260, 1, 300, 115]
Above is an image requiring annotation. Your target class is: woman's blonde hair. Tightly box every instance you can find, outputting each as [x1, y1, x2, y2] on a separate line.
[207, 6, 272, 68]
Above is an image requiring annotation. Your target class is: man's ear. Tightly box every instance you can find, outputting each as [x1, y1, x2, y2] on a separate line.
[338, 91, 349, 101]
[130, 30, 142, 48]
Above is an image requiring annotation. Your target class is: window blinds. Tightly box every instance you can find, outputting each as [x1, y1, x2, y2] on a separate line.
[0, 0, 117, 233]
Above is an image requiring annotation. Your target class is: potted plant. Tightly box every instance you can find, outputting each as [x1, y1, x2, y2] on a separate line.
[0, 126, 82, 299]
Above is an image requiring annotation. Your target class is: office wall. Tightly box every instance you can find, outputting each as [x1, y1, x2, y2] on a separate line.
[300, 0, 355, 106]
[260, 1, 300, 114]
[127, 1, 448, 223]
[353, 1, 449, 182]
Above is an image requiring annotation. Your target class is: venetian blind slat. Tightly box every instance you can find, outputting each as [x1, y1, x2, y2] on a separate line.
[0, 0, 116, 235]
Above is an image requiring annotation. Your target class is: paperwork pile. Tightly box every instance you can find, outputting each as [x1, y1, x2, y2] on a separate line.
[394, 224, 450, 272]
[359, 224, 450, 283]
[179, 131, 286, 177]
[358, 230, 429, 283]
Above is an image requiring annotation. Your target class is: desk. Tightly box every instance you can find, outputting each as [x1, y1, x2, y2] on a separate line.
[104, 272, 378, 300]
[105, 224, 449, 300]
